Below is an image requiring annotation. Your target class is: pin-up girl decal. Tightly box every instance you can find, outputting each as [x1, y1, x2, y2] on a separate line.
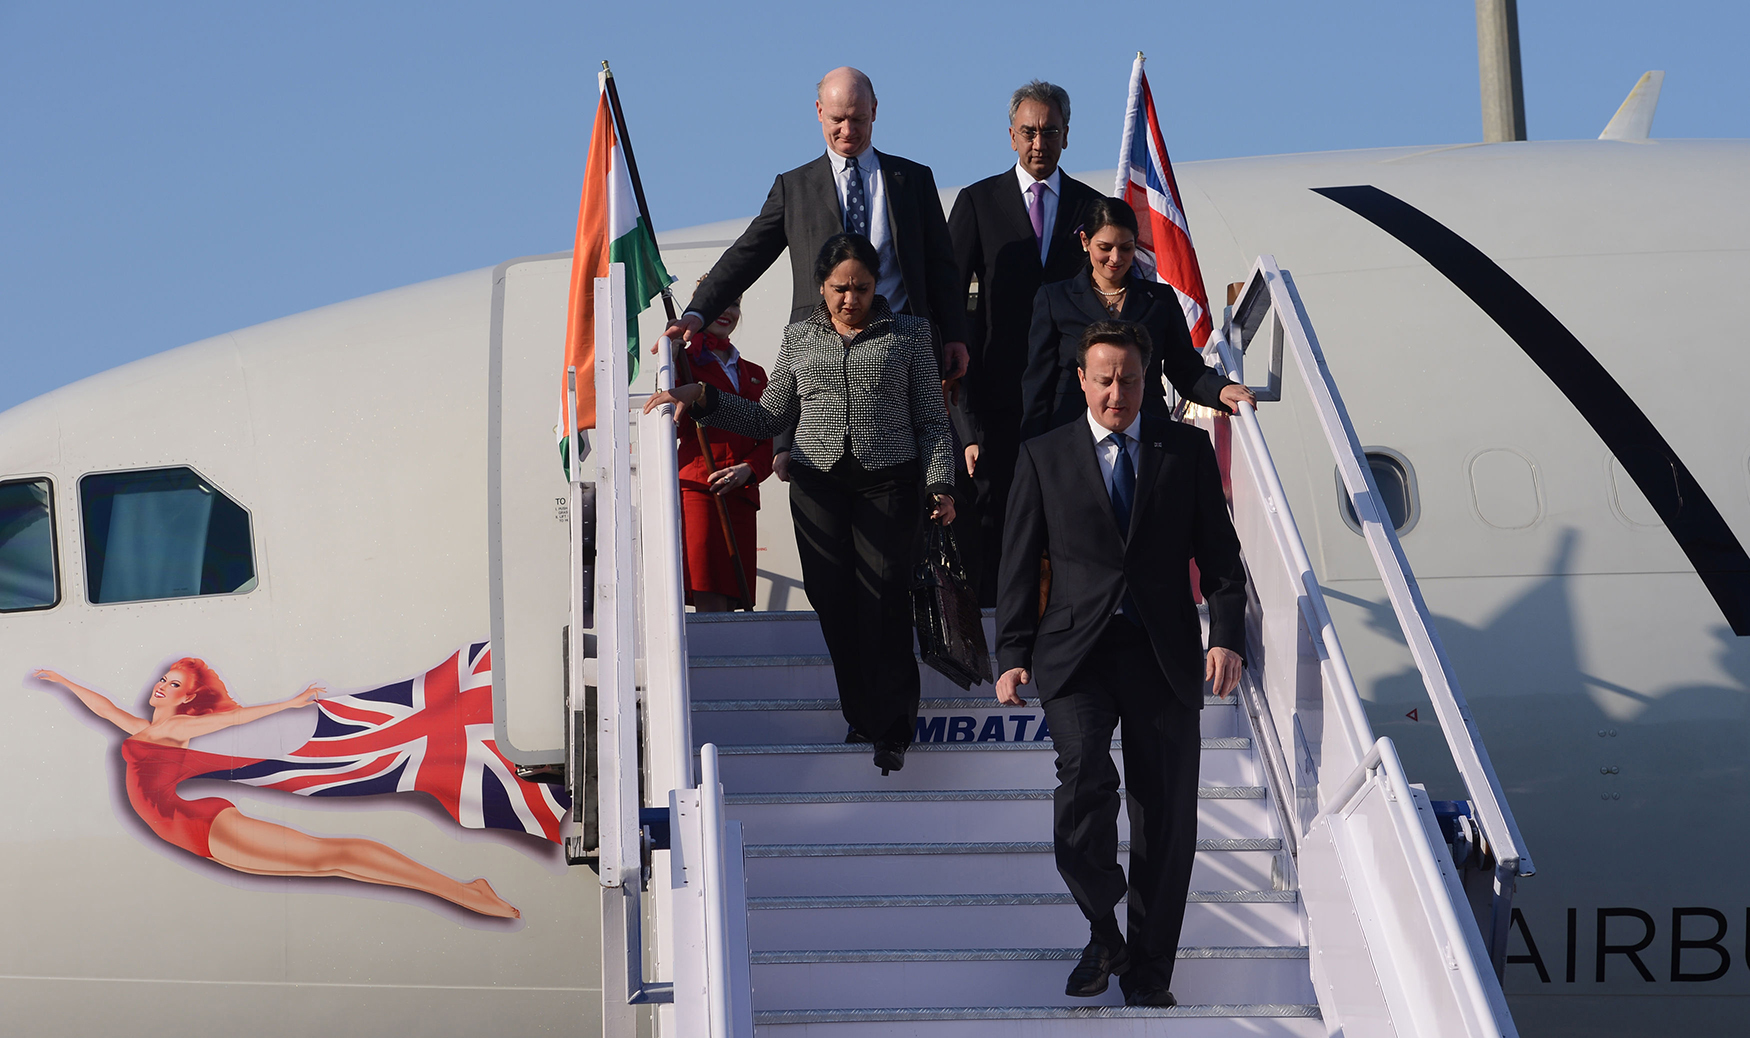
[33, 653, 525, 918]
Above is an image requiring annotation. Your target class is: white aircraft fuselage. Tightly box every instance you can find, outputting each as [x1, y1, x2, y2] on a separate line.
[2, 137, 1746, 1038]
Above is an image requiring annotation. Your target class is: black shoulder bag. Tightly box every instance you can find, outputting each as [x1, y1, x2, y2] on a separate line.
[912, 522, 993, 690]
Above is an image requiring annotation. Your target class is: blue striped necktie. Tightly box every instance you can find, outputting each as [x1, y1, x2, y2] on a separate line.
[843, 156, 869, 238]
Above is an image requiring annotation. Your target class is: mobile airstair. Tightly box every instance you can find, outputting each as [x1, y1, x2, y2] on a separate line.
[566, 258, 1531, 1036]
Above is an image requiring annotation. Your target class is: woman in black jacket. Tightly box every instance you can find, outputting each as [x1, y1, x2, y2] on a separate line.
[1019, 196, 1252, 438]
[646, 233, 955, 776]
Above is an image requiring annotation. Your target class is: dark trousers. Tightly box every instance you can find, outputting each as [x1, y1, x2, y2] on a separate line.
[1042, 620, 1202, 995]
[788, 459, 922, 745]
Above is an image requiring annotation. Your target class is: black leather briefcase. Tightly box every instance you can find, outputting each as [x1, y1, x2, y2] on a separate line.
[912, 523, 992, 690]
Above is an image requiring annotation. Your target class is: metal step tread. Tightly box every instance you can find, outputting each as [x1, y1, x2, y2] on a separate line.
[686, 610, 831, 624]
[746, 890, 1298, 909]
[753, 1005, 1321, 1023]
[751, 946, 1309, 964]
[695, 695, 1234, 711]
[687, 608, 996, 623]
[714, 738, 1250, 755]
[725, 786, 1266, 805]
[693, 653, 997, 669]
[744, 839, 1280, 857]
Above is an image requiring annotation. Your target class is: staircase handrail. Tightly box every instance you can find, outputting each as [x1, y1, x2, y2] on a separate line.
[1314, 738, 1518, 1036]
[1217, 388, 1376, 768]
[641, 332, 697, 792]
[1227, 255, 1533, 879]
[699, 743, 733, 1037]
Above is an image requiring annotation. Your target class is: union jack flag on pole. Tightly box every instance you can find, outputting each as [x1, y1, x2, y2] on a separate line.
[201, 643, 570, 843]
[1115, 53, 1214, 351]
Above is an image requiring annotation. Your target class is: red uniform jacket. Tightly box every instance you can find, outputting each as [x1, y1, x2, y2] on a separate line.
[677, 335, 774, 507]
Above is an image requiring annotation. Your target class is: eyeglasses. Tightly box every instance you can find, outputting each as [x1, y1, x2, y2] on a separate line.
[1012, 126, 1063, 142]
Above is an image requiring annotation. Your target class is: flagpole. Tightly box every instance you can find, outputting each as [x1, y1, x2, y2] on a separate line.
[1115, 52, 1145, 199]
[601, 61, 757, 612]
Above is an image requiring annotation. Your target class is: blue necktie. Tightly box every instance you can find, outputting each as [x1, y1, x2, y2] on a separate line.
[1108, 433, 1141, 625]
[1108, 433, 1134, 531]
[843, 156, 869, 238]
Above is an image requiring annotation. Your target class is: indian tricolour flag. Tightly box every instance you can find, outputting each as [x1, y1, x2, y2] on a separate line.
[560, 70, 671, 452]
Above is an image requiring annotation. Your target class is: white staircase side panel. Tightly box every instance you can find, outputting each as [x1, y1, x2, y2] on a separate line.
[1301, 761, 1515, 1038]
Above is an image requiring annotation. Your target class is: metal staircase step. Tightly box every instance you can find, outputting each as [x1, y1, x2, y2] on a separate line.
[693, 696, 1244, 743]
[689, 654, 998, 700]
[712, 739, 1255, 792]
[751, 1003, 1324, 1038]
[723, 788, 1272, 844]
[747, 948, 1315, 1010]
[744, 893, 1302, 949]
[696, 696, 1237, 711]
[740, 839, 1283, 894]
[751, 945, 1308, 962]
[747, 891, 1297, 909]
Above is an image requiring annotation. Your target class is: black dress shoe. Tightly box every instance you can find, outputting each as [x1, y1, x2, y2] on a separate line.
[1065, 939, 1130, 997]
[844, 730, 873, 744]
[872, 741, 907, 775]
[1123, 986, 1177, 1007]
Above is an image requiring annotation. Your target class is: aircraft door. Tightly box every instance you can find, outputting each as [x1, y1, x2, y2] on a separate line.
[488, 254, 582, 763]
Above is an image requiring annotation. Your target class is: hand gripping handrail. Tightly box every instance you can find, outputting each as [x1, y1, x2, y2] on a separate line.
[1229, 255, 1532, 878]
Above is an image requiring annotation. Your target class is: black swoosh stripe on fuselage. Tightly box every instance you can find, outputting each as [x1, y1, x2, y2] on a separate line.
[1312, 184, 1750, 636]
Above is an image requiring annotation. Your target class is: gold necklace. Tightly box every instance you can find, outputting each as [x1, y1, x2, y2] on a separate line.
[1095, 283, 1126, 314]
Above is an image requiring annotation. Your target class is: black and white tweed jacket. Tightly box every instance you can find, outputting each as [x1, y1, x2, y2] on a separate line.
[695, 298, 955, 495]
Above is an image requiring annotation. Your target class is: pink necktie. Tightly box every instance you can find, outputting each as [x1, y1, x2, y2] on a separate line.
[1027, 182, 1046, 240]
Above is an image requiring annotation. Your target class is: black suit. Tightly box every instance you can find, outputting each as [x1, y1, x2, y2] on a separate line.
[997, 412, 1247, 996]
[686, 151, 967, 344]
[1020, 271, 1236, 439]
[948, 170, 1101, 602]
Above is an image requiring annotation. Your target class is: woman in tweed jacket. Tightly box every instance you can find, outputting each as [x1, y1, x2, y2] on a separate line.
[647, 233, 956, 775]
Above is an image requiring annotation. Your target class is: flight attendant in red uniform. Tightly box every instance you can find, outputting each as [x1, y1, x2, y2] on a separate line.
[678, 298, 773, 611]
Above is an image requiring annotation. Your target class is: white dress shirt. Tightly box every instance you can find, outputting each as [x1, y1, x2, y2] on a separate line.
[1014, 163, 1062, 264]
[830, 145, 906, 313]
[707, 343, 742, 392]
[1086, 409, 1143, 497]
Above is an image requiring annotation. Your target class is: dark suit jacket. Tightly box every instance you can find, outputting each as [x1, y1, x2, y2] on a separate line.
[996, 413, 1247, 710]
[947, 169, 1101, 447]
[687, 151, 966, 345]
[1019, 271, 1236, 439]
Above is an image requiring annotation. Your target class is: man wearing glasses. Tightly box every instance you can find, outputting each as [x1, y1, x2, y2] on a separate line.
[949, 80, 1102, 603]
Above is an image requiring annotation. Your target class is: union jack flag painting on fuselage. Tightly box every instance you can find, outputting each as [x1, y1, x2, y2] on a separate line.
[31, 642, 565, 919]
[203, 642, 569, 843]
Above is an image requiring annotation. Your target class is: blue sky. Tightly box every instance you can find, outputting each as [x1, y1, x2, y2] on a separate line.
[2, 0, 1744, 413]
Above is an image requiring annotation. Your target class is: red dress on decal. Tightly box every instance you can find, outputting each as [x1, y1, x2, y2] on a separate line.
[678, 335, 773, 606]
[122, 738, 259, 858]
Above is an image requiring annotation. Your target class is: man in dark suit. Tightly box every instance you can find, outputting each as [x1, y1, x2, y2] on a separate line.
[663, 67, 968, 385]
[948, 80, 1101, 602]
[995, 320, 1247, 1007]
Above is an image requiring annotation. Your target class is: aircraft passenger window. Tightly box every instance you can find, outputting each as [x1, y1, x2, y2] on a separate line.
[79, 468, 256, 604]
[1338, 450, 1419, 536]
[0, 478, 59, 612]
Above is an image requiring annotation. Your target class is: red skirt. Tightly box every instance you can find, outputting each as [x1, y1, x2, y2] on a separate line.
[681, 488, 759, 604]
